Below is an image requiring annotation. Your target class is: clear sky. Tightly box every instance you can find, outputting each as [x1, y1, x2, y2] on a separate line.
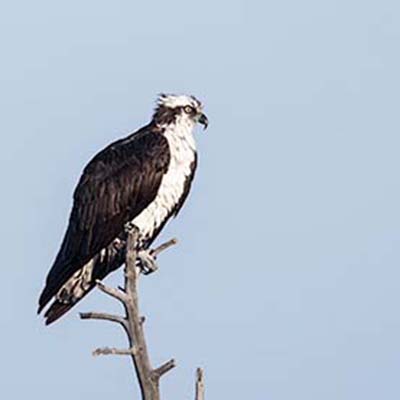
[1, 0, 400, 399]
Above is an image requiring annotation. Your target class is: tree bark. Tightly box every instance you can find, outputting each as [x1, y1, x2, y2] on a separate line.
[81, 227, 204, 400]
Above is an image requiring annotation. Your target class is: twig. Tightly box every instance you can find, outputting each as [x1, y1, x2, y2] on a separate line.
[92, 347, 136, 357]
[151, 238, 178, 258]
[95, 280, 127, 303]
[153, 359, 176, 378]
[79, 312, 128, 333]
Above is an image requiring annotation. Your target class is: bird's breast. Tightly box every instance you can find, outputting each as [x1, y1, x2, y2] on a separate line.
[131, 124, 196, 243]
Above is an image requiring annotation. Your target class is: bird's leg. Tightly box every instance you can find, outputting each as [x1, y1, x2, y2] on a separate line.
[122, 223, 177, 275]
[123, 222, 156, 274]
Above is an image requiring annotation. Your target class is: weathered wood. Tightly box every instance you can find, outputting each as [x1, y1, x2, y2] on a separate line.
[195, 368, 205, 400]
[81, 228, 205, 400]
[123, 228, 166, 400]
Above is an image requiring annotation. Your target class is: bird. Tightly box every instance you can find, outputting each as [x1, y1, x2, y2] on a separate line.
[38, 94, 208, 325]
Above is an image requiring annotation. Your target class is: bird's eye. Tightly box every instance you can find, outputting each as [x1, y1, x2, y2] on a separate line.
[184, 106, 194, 114]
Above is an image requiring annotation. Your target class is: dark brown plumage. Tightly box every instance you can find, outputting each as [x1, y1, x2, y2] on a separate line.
[38, 125, 170, 315]
[38, 94, 206, 325]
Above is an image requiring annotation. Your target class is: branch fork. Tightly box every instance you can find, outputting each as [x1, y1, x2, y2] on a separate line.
[81, 227, 205, 400]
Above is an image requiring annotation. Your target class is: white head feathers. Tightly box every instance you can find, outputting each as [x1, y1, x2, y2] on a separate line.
[157, 94, 202, 110]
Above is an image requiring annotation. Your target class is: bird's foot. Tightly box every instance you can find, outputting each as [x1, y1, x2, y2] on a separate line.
[137, 249, 158, 275]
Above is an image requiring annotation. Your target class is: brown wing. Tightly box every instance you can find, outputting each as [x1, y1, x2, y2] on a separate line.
[43, 155, 198, 325]
[38, 126, 170, 312]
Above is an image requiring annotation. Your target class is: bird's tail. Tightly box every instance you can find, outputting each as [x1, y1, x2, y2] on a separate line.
[41, 261, 98, 325]
[39, 242, 125, 325]
[44, 301, 74, 325]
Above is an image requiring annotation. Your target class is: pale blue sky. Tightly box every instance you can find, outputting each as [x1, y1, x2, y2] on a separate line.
[1, 0, 400, 399]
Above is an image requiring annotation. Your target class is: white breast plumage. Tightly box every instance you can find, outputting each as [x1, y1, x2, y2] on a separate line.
[131, 117, 197, 242]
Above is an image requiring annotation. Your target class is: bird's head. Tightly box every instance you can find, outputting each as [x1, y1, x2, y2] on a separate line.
[153, 94, 208, 130]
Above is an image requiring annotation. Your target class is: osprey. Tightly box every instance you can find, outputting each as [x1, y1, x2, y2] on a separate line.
[38, 94, 208, 325]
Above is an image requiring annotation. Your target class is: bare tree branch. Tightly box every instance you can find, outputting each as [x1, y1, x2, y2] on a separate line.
[92, 347, 136, 357]
[195, 368, 205, 400]
[80, 312, 126, 326]
[81, 228, 205, 400]
[151, 238, 178, 258]
[95, 280, 128, 303]
[122, 227, 168, 400]
[153, 359, 176, 379]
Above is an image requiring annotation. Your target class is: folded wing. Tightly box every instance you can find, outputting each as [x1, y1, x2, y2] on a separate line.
[38, 127, 170, 313]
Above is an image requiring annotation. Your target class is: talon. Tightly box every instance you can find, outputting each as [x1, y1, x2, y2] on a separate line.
[137, 249, 159, 275]
[149, 249, 157, 259]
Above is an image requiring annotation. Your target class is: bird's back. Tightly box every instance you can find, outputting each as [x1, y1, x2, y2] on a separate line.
[38, 126, 171, 316]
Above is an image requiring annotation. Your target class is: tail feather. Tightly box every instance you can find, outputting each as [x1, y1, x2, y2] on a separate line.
[44, 301, 74, 325]
[41, 263, 97, 325]
[38, 239, 125, 324]
[38, 286, 54, 315]
[38, 259, 77, 315]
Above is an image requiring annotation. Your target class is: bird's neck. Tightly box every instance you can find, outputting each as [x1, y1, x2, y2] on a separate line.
[160, 116, 197, 151]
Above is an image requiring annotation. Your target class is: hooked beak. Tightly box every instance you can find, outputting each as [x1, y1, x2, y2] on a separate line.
[198, 113, 209, 130]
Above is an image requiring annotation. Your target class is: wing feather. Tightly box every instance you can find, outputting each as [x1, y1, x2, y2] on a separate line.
[38, 126, 170, 311]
